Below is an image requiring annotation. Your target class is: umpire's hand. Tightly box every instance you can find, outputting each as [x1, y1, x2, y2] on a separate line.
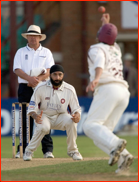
[71, 112, 81, 123]
[28, 76, 39, 87]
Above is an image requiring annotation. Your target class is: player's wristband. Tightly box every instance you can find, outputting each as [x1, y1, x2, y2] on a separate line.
[31, 113, 36, 118]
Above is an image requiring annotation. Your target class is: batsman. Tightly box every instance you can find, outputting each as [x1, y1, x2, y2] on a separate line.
[83, 13, 134, 173]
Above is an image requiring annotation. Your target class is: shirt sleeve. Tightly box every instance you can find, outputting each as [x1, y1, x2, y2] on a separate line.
[69, 87, 81, 116]
[27, 88, 41, 115]
[88, 47, 105, 69]
[13, 49, 22, 72]
[45, 49, 55, 69]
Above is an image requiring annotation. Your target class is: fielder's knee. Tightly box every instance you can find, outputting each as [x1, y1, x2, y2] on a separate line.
[67, 119, 76, 128]
[36, 123, 50, 134]
[42, 124, 50, 134]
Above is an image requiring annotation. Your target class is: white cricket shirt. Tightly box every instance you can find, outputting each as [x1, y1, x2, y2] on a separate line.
[88, 42, 128, 88]
[13, 44, 54, 83]
[27, 80, 81, 119]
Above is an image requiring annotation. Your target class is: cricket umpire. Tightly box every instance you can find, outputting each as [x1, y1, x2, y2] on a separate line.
[13, 25, 55, 158]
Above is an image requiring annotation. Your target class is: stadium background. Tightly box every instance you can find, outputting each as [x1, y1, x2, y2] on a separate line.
[1, 1, 138, 137]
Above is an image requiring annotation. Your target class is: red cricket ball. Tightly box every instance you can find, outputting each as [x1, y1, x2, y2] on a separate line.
[98, 6, 106, 13]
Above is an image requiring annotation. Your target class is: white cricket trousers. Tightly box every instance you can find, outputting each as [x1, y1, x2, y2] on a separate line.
[83, 83, 130, 157]
[25, 113, 78, 154]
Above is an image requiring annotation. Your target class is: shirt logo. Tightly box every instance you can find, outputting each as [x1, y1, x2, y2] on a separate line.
[61, 98, 65, 104]
[45, 97, 50, 100]
[47, 103, 61, 110]
[25, 54, 28, 60]
[30, 101, 35, 105]
[29, 101, 36, 110]
[47, 81, 51, 85]
[114, 52, 118, 56]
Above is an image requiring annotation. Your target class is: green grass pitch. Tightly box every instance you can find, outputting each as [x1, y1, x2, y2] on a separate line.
[1, 135, 138, 181]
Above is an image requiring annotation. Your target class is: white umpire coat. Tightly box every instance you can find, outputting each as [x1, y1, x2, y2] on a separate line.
[13, 44, 54, 84]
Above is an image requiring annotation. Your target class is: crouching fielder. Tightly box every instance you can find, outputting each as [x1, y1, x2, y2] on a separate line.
[83, 14, 133, 173]
[23, 65, 83, 161]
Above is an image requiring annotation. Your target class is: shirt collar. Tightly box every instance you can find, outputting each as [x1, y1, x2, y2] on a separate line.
[46, 79, 64, 91]
[26, 44, 42, 51]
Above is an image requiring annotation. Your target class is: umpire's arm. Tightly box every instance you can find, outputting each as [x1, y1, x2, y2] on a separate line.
[15, 68, 39, 87]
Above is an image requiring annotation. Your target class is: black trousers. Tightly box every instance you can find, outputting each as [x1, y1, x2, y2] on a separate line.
[17, 83, 53, 154]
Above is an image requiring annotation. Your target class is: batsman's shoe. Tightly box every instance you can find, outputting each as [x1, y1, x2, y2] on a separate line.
[23, 151, 33, 161]
[43, 152, 54, 158]
[15, 151, 20, 158]
[108, 139, 127, 166]
[115, 154, 134, 174]
[68, 152, 83, 160]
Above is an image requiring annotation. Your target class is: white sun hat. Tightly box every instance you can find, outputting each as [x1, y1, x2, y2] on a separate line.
[21, 25, 46, 41]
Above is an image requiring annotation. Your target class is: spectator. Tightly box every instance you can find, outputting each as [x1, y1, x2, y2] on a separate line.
[123, 53, 138, 97]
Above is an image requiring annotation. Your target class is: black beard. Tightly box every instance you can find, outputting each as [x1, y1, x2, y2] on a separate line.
[50, 77, 63, 87]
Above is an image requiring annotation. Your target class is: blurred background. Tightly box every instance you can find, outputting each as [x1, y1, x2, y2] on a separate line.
[1, 1, 138, 137]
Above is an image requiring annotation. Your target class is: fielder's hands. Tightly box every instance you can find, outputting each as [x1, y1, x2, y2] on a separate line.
[86, 78, 99, 92]
[101, 13, 110, 25]
[71, 112, 80, 123]
[30, 111, 43, 124]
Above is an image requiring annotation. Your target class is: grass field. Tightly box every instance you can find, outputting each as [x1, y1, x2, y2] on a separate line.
[1, 135, 138, 181]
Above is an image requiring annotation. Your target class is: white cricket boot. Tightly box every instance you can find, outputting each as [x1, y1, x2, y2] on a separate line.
[115, 154, 134, 174]
[108, 139, 127, 166]
[15, 151, 20, 158]
[43, 152, 54, 158]
[68, 152, 83, 160]
[23, 151, 33, 161]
